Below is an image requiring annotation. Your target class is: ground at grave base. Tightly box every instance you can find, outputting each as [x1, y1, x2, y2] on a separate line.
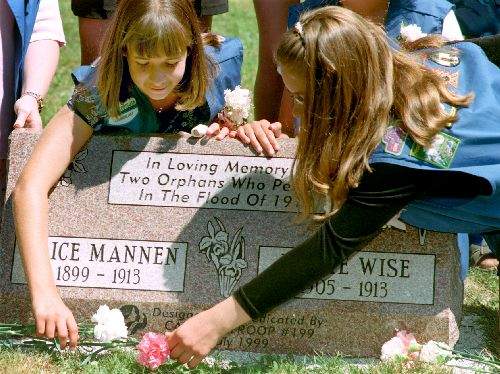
[0, 268, 497, 374]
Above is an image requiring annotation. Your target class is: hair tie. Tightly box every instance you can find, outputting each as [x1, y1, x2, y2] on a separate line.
[294, 21, 305, 45]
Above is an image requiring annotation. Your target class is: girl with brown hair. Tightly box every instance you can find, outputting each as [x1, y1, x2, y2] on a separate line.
[13, 0, 242, 350]
[166, 6, 500, 368]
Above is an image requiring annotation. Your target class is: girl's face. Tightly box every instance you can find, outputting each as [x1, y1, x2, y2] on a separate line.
[127, 48, 188, 101]
[279, 64, 306, 118]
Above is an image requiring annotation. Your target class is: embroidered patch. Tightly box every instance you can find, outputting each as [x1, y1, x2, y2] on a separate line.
[429, 49, 460, 67]
[410, 132, 461, 168]
[382, 125, 407, 155]
[433, 69, 459, 88]
[108, 98, 139, 126]
[119, 98, 137, 112]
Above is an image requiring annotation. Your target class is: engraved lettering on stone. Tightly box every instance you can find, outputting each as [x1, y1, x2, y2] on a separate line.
[11, 237, 188, 292]
[199, 217, 247, 297]
[258, 247, 435, 304]
[108, 151, 297, 212]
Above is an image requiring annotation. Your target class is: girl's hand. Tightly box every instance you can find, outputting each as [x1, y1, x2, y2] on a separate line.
[167, 296, 251, 368]
[205, 122, 238, 140]
[237, 120, 288, 156]
[166, 309, 226, 368]
[32, 291, 79, 349]
[13, 95, 43, 131]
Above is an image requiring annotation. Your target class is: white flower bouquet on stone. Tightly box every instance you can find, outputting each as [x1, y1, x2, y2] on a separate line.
[380, 330, 499, 372]
[220, 85, 252, 127]
[190, 86, 252, 138]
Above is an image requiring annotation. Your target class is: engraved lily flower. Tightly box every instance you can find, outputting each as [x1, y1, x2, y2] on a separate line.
[57, 148, 88, 187]
[199, 217, 247, 297]
[199, 217, 229, 270]
[218, 227, 247, 297]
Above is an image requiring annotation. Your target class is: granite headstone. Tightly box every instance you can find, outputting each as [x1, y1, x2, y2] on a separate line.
[0, 129, 463, 356]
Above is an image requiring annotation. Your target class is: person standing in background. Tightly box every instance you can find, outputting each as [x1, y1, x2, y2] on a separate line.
[72, 0, 229, 65]
[0, 0, 65, 194]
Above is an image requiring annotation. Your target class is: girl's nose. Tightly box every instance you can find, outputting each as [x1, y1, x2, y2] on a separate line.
[149, 65, 168, 83]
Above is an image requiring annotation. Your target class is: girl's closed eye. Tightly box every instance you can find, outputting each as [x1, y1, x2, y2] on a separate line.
[165, 60, 180, 67]
[135, 59, 149, 66]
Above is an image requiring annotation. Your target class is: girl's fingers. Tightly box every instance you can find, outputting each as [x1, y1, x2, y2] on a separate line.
[169, 344, 183, 359]
[178, 351, 194, 365]
[26, 111, 43, 130]
[237, 126, 250, 143]
[215, 126, 230, 140]
[246, 128, 263, 154]
[206, 123, 220, 137]
[45, 319, 56, 339]
[56, 318, 69, 349]
[252, 124, 275, 156]
[228, 130, 237, 138]
[270, 122, 283, 137]
[13, 110, 29, 128]
[36, 317, 45, 336]
[67, 317, 79, 349]
[265, 128, 280, 152]
[187, 355, 204, 369]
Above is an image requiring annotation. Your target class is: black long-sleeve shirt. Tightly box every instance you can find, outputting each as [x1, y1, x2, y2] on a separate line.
[233, 163, 492, 319]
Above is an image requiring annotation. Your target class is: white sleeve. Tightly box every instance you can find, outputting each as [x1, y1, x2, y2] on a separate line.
[29, 0, 66, 45]
[442, 10, 464, 41]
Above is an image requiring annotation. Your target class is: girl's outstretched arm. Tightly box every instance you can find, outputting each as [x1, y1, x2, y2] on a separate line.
[166, 296, 251, 368]
[166, 164, 489, 367]
[13, 106, 93, 349]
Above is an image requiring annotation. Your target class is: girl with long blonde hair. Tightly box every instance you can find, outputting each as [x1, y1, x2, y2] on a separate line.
[166, 6, 500, 367]
[13, 0, 242, 351]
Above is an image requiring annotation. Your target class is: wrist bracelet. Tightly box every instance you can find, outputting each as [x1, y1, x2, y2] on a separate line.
[21, 91, 44, 112]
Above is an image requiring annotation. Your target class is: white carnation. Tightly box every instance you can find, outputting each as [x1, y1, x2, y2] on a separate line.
[419, 341, 452, 363]
[223, 86, 252, 125]
[400, 24, 428, 42]
[191, 124, 208, 137]
[381, 336, 407, 361]
[92, 304, 128, 342]
[91, 305, 111, 325]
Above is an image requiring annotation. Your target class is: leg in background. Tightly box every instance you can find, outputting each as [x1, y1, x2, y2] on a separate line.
[253, 0, 300, 122]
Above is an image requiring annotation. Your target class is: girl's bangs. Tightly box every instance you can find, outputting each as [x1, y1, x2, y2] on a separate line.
[126, 15, 191, 58]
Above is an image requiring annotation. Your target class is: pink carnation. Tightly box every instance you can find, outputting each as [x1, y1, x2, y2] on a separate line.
[137, 332, 170, 370]
[381, 330, 421, 361]
[396, 330, 420, 359]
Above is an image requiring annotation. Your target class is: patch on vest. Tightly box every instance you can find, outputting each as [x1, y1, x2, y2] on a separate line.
[108, 98, 139, 126]
[433, 69, 459, 88]
[429, 47, 460, 67]
[410, 132, 460, 168]
[382, 125, 407, 156]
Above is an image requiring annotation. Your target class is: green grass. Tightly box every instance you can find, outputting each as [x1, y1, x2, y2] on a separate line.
[13, 0, 500, 372]
[0, 348, 460, 373]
